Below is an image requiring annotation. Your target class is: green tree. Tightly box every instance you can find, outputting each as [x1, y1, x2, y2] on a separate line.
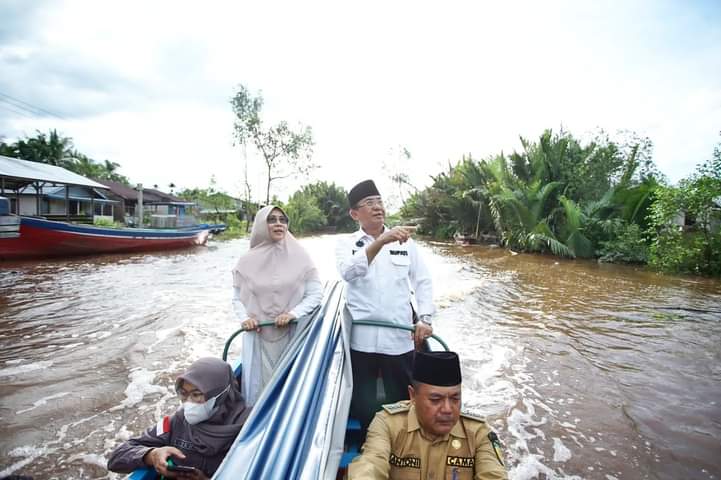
[231, 85, 315, 204]
[0, 130, 129, 184]
[284, 191, 326, 235]
[0, 129, 72, 166]
[295, 181, 355, 232]
[177, 176, 237, 213]
[648, 137, 721, 275]
[401, 128, 663, 261]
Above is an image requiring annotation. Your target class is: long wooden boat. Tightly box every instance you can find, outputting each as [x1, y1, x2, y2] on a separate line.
[0, 215, 210, 261]
[127, 282, 448, 480]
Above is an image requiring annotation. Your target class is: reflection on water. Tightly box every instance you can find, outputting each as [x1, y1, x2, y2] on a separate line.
[1, 237, 720, 479]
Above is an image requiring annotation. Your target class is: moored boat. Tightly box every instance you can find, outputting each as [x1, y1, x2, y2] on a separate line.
[0, 201, 210, 261]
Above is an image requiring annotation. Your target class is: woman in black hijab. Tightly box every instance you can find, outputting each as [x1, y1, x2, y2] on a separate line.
[107, 358, 251, 479]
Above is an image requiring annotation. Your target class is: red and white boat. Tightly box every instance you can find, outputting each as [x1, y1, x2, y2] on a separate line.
[0, 212, 209, 261]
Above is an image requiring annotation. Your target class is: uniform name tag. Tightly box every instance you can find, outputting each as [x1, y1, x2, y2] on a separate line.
[389, 250, 408, 256]
[389, 453, 421, 468]
[446, 456, 474, 468]
[174, 439, 193, 450]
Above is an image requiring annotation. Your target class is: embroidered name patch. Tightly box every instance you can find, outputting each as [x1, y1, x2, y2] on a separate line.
[389, 454, 420, 468]
[389, 250, 408, 256]
[446, 456, 474, 468]
[174, 439, 194, 450]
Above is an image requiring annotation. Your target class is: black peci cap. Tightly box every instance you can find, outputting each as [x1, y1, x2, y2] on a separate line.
[348, 179, 381, 207]
[412, 351, 462, 387]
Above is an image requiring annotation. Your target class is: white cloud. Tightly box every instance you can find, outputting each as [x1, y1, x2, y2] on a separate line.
[1, 0, 720, 200]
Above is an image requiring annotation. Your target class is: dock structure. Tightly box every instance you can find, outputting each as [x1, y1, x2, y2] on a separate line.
[0, 154, 116, 223]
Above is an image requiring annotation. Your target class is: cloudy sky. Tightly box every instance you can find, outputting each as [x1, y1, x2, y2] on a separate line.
[1, 0, 720, 205]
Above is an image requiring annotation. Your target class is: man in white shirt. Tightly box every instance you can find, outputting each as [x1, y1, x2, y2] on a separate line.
[336, 179, 434, 441]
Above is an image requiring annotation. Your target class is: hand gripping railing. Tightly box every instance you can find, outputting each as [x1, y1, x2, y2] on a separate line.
[222, 318, 448, 360]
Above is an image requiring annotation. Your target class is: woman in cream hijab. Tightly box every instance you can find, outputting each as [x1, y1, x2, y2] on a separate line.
[232, 205, 322, 405]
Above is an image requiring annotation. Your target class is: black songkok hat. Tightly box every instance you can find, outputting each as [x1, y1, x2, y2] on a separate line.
[412, 351, 462, 387]
[348, 179, 381, 207]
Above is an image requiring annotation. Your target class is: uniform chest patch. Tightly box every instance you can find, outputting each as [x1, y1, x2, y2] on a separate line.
[446, 456, 474, 468]
[382, 402, 409, 414]
[173, 438, 194, 451]
[389, 250, 408, 256]
[389, 453, 420, 469]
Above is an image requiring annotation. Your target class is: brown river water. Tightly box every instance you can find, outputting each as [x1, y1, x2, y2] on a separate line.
[1, 235, 720, 480]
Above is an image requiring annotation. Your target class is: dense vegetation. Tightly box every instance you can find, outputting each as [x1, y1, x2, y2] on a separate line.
[280, 181, 357, 235]
[400, 129, 721, 276]
[3, 127, 719, 276]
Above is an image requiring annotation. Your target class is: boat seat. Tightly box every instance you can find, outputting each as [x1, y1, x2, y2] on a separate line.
[340, 418, 362, 468]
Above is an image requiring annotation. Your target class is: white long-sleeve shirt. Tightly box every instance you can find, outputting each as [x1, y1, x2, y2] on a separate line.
[232, 279, 324, 322]
[336, 227, 434, 355]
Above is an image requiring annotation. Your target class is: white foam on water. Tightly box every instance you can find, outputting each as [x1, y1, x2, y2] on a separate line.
[116, 368, 167, 409]
[0, 445, 52, 477]
[66, 452, 107, 469]
[86, 331, 112, 340]
[16, 391, 71, 414]
[0, 360, 54, 377]
[552, 437, 572, 462]
[147, 326, 183, 353]
[155, 326, 180, 342]
[472, 343, 512, 387]
[508, 453, 558, 480]
[115, 425, 132, 441]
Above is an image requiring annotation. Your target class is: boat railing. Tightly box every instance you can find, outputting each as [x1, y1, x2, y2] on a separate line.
[222, 319, 449, 360]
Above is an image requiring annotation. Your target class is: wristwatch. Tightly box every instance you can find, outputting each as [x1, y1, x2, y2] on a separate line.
[419, 315, 432, 326]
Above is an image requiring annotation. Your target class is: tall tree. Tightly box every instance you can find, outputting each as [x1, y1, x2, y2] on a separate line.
[231, 85, 315, 204]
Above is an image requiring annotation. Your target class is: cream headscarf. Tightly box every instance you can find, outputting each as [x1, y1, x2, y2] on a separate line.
[232, 205, 320, 325]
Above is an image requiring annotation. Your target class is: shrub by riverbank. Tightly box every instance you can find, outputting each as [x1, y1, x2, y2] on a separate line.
[399, 129, 721, 277]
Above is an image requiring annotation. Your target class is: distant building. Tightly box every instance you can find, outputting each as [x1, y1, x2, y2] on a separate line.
[0, 154, 117, 222]
[97, 180, 198, 227]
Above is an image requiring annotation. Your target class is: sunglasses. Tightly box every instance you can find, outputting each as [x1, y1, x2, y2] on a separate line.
[267, 215, 289, 225]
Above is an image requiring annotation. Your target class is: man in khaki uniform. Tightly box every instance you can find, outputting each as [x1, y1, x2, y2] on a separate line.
[348, 351, 507, 480]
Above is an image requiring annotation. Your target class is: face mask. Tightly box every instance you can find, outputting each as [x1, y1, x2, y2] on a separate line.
[183, 385, 230, 425]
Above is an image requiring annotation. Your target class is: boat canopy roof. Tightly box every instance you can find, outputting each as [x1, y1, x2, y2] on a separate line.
[0, 155, 108, 191]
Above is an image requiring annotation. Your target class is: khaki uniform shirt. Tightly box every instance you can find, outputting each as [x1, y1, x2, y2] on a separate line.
[348, 401, 507, 480]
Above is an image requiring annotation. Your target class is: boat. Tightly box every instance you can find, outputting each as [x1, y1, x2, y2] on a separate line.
[0, 198, 210, 261]
[453, 232, 478, 245]
[127, 282, 448, 480]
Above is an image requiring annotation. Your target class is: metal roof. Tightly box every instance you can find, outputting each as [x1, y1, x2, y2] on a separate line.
[0, 155, 109, 190]
[19, 185, 119, 203]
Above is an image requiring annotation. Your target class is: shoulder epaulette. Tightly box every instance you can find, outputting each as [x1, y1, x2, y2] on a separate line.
[382, 402, 410, 414]
[488, 430, 505, 466]
[460, 409, 486, 423]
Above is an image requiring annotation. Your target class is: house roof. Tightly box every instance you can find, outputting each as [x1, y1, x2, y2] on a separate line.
[142, 188, 194, 206]
[95, 179, 140, 200]
[95, 180, 194, 206]
[17, 184, 119, 204]
[0, 155, 108, 190]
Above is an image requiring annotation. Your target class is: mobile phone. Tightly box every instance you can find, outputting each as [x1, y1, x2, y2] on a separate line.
[167, 465, 196, 473]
